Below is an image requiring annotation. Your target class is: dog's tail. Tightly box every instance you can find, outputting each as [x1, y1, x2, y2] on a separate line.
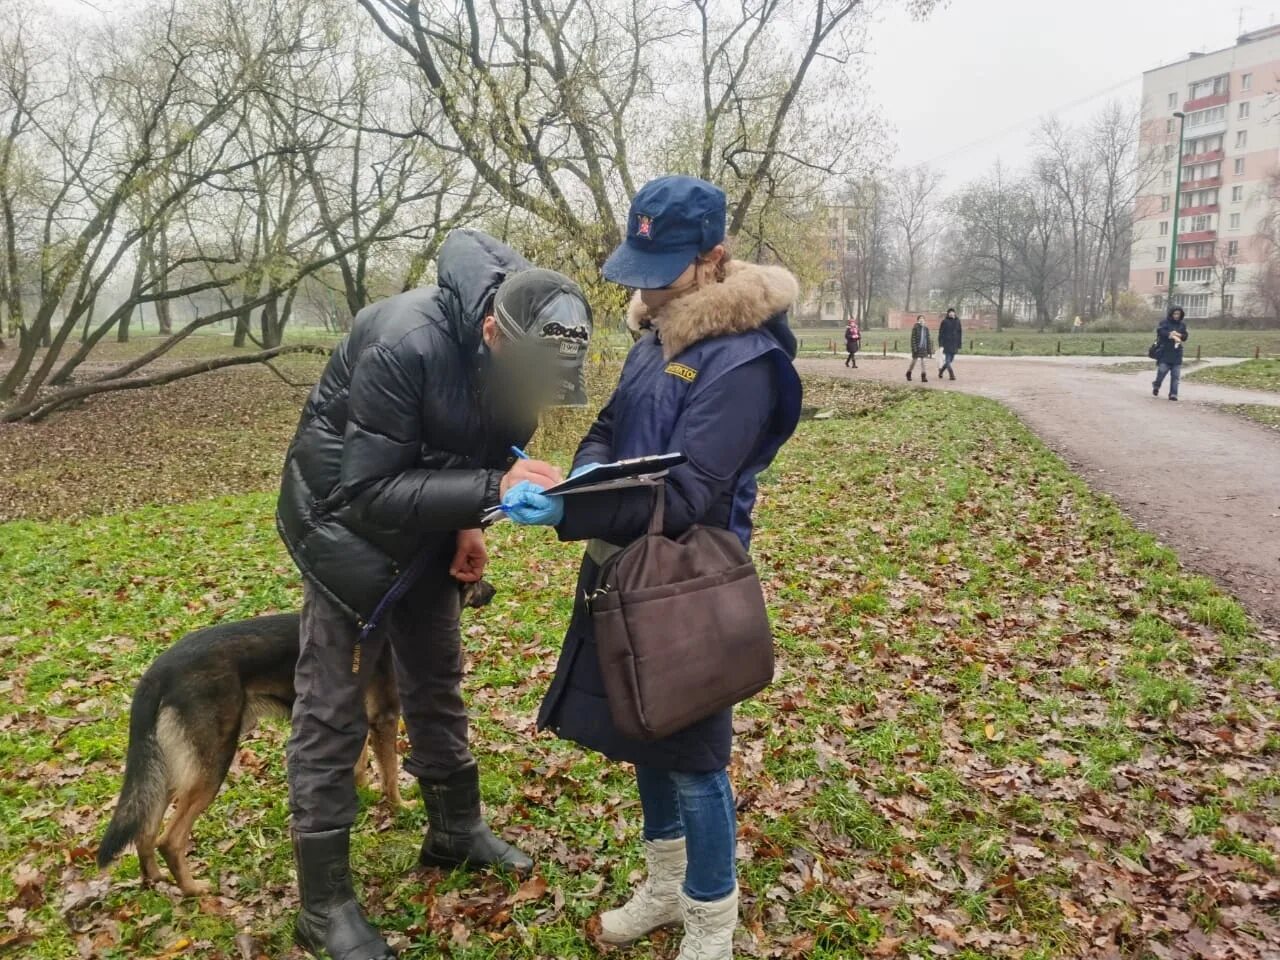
[97, 675, 168, 867]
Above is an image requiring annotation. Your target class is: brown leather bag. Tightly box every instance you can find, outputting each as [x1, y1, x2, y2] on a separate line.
[590, 482, 775, 741]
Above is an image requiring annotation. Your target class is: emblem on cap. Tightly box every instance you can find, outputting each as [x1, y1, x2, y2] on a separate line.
[636, 214, 653, 239]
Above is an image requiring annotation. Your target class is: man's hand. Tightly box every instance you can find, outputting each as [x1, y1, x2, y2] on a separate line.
[500, 459, 563, 496]
[450, 528, 487, 583]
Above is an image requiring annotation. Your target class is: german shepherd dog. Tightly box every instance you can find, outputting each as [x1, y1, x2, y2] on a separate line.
[96, 580, 495, 896]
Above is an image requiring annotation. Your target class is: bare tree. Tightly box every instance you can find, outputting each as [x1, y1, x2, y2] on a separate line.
[946, 162, 1017, 330]
[837, 176, 889, 323]
[887, 165, 943, 312]
[356, 0, 918, 261]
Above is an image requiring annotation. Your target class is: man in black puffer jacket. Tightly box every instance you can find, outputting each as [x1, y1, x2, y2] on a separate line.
[277, 229, 591, 960]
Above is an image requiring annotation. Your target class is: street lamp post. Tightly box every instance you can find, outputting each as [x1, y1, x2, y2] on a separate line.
[1168, 110, 1187, 306]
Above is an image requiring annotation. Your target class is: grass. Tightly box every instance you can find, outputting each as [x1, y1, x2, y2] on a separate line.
[1224, 403, 1280, 433]
[792, 327, 1280, 359]
[1188, 357, 1280, 392]
[2, 367, 1278, 958]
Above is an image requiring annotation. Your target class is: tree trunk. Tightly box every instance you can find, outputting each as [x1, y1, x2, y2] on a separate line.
[80, 297, 96, 343]
[117, 310, 132, 343]
[155, 227, 172, 335]
[233, 307, 250, 347]
[260, 298, 281, 348]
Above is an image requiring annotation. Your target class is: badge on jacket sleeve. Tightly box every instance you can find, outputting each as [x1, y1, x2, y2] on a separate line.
[665, 362, 698, 383]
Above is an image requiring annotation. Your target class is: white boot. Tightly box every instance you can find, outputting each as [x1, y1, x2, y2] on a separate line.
[675, 887, 738, 960]
[598, 838, 686, 944]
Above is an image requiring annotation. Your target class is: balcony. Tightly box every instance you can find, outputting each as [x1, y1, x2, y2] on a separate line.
[1179, 204, 1220, 217]
[1181, 176, 1223, 192]
[1177, 230, 1217, 244]
[1176, 255, 1216, 268]
[1184, 92, 1230, 112]
[1182, 148, 1225, 165]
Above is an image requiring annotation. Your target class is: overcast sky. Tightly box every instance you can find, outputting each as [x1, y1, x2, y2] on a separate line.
[42, 0, 1272, 189]
[864, 0, 1266, 185]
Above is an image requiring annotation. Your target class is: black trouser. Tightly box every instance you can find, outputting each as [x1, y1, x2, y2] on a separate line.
[287, 575, 470, 832]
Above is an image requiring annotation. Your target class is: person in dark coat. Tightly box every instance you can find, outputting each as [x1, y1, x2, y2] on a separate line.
[502, 176, 802, 960]
[844, 317, 861, 368]
[937, 307, 962, 380]
[1153, 305, 1189, 401]
[906, 314, 932, 383]
[276, 229, 592, 960]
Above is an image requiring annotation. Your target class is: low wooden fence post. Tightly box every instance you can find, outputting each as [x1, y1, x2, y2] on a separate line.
[1196, 345, 1202, 361]
[1101, 339, 1106, 355]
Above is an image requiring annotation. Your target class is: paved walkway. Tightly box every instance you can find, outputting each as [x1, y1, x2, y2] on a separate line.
[799, 355, 1280, 627]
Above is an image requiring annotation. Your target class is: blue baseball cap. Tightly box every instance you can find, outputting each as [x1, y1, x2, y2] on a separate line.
[602, 176, 727, 289]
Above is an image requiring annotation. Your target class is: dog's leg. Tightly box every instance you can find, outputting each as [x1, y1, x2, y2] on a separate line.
[365, 647, 408, 808]
[157, 782, 219, 897]
[369, 716, 408, 809]
[353, 736, 372, 789]
[137, 790, 175, 886]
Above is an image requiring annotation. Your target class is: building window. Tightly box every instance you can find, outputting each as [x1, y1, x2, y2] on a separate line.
[1232, 186, 1244, 202]
[1239, 101, 1251, 120]
[1161, 196, 1170, 211]
[1224, 294, 1235, 313]
[1228, 240, 1240, 255]
[1156, 271, 1165, 286]
[1162, 170, 1173, 187]
[1181, 293, 1211, 318]
[1176, 268, 1213, 283]
[1189, 214, 1212, 232]
[1166, 118, 1175, 134]
[1160, 221, 1170, 236]
[1230, 213, 1241, 229]
[1236, 158, 1246, 176]
[1169, 92, 1178, 109]
[1165, 144, 1175, 160]
[1243, 73, 1253, 91]
[1157, 246, 1166, 262]
[1237, 131, 1248, 148]
[1225, 268, 1237, 283]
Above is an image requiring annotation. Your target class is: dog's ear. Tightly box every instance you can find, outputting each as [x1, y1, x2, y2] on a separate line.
[460, 580, 497, 609]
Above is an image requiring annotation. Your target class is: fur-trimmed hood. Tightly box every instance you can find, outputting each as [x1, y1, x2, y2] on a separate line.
[626, 260, 799, 360]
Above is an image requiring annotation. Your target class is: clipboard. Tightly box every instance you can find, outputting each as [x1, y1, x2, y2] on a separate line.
[483, 452, 685, 525]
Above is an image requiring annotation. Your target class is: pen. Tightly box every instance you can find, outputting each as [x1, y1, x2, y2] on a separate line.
[511, 445, 530, 460]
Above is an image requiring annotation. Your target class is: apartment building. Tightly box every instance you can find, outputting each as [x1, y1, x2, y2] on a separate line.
[1130, 25, 1280, 319]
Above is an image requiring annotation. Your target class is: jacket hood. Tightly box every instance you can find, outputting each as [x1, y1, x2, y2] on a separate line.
[437, 229, 532, 350]
[1165, 304, 1186, 322]
[626, 260, 800, 360]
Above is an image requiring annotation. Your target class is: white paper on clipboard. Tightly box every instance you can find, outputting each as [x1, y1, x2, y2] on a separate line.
[482, 453, 684, 525]
[481, 470, 671, 525]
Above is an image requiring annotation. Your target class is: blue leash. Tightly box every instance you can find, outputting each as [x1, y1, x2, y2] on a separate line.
[352, 549, 435, 670]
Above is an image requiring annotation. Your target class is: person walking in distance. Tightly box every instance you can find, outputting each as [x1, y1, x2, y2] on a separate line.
[844, 317, 861, 368]
[937, 307, 962, 381]
[276, 229, 592, 960]
[906, 315, 932, 383]
[1152, 305, 1189, 402]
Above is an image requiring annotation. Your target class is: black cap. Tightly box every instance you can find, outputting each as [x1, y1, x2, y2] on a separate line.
[492, 269, 593, 406]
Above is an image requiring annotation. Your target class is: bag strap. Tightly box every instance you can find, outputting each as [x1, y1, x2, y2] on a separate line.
[649, 479, 666, 536]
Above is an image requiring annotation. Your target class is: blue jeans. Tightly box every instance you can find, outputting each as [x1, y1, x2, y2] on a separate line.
[1154, 362, 1181, 398]
[635, 766, 736, 901]
[939, 351, 956, 374]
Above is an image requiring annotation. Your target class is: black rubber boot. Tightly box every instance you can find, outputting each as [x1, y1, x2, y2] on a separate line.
[906, 371, 912, 381]
[922, 374, 928, 383]
[418, 765, 533, 873]
[293, 829, 396, 960]
[949, 370, 955, 381]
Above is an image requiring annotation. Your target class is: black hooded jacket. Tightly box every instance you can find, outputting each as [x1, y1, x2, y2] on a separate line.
[1154, 306, 1190, 367]
[276, 230, 532, 622]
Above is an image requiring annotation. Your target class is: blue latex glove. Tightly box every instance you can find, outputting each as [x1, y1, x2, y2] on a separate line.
[570, 463, 602, 479]
[502, 480, 564, 526]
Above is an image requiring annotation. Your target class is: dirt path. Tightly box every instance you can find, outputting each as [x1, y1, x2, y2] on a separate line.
[800, 355, 1280, 627]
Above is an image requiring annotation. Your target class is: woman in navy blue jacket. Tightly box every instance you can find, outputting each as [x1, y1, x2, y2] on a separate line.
[503, 176, 802, 959]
